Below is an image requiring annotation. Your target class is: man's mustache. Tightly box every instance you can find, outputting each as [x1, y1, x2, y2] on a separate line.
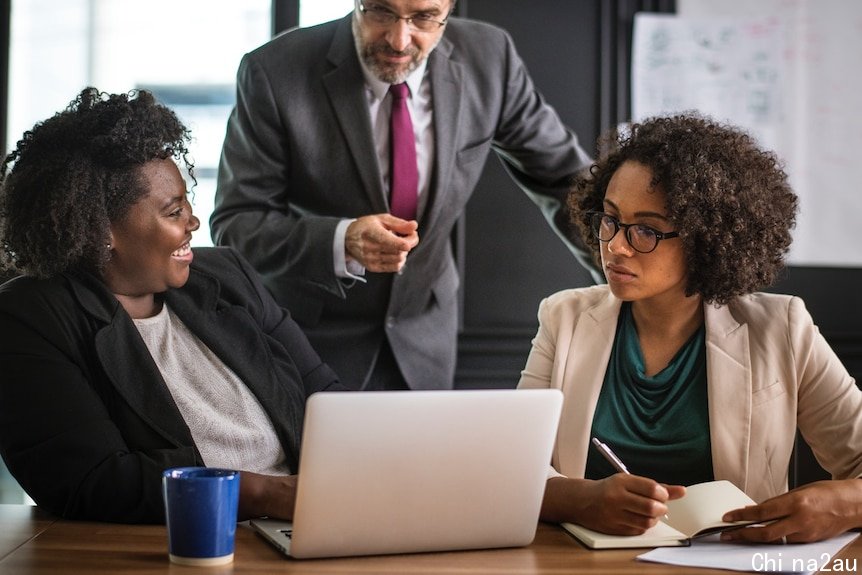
[369, 44, 419, 58]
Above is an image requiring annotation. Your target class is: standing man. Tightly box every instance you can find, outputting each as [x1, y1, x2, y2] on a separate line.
[212, 0, 598, 390]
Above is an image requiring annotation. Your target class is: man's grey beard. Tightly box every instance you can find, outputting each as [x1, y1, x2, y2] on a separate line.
[351, 15, 440, 84]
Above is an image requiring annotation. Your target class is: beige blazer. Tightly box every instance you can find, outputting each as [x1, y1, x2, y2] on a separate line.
[518, 285, 862, 502]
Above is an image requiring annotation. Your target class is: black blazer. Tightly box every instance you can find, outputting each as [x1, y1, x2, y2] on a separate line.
[0, 247, 340, 523]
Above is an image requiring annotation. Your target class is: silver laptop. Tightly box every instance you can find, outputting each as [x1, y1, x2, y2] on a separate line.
[251, 388, 562, 559]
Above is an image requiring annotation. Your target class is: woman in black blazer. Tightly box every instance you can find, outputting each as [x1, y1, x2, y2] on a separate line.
[0, 88, 342, 523]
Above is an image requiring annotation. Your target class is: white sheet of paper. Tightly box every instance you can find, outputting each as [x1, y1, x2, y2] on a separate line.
[637, 532, 858, 574]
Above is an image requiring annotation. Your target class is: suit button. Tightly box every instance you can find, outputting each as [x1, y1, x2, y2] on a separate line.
[386, 316, 395, 329]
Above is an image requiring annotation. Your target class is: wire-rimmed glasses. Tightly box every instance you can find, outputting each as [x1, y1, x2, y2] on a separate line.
[358, 0, 449, 32]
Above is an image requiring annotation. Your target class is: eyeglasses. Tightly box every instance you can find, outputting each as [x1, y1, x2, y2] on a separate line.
[358, 1, 449, 32]
[588, 211, 679, 254]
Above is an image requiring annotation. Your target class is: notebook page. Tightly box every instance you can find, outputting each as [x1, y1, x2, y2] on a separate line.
[664, 480, 756, 537]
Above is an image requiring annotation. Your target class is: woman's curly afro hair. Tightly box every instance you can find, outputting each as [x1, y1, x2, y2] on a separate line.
[570, 112, 798, 305]
[0, 87, 193, 278]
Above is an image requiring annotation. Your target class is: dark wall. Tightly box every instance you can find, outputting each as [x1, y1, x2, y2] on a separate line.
[454, 0, 673, 388]
[462, 0, 600, 330]
[456, 0, 600, 388]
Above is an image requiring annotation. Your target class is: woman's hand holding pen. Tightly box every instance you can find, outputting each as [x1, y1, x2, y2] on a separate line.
[540, 438, 685, 535]
[584, 475, 685, 535]
[540, 475, 685, 535]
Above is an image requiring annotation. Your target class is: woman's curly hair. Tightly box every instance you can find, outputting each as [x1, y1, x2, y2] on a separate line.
[0, 87, 194, 278]
[570, 113, 798, 305]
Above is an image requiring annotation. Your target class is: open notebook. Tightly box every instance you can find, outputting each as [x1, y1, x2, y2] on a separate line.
[562, 480, 758, 549]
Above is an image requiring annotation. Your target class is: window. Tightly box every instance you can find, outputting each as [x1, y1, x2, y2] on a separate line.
[1, 0, 271, 505]
[300, 0, 353, 27]
[7, 0, 271, 247]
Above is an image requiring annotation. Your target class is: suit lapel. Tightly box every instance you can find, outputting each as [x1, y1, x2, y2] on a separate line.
[94, 311, 194, 448]
[68, 272, 193, 448]
[704, 303, 752, 491]
[557, 292, 621, 477]
[322, 16, 388, 213]
[424, 36, 462, 228]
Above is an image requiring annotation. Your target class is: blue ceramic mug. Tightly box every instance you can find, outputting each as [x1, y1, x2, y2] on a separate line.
[162, 467, 240, 566]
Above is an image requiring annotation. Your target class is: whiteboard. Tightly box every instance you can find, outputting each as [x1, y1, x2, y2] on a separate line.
[632, 0, 862, 267]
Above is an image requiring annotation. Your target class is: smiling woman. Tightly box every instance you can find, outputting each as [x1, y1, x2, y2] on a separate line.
[0, 88, 344, 523]
[103, 159, 201, 319]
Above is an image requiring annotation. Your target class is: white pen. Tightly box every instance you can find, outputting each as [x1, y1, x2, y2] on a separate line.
[591, 437, 630, 474]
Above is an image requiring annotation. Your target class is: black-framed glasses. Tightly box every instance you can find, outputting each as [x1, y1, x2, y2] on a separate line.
[588, 211, 679, 254]
[358, 0, 450, 32]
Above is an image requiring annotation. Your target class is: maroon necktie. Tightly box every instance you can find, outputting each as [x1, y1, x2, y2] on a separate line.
[388, 83, 418, 221]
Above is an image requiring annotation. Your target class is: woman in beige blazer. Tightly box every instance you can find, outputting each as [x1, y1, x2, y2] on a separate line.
[519, 113, 862, 543]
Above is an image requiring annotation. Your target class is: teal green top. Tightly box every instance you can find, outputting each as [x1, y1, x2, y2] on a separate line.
[585, 302, 714, 486]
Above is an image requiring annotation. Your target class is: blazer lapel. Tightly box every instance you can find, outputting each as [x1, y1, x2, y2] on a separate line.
[94, 318, 194, 448]
[68, 273, 194, 449]
[424, 36, 462, 227]
[704, 303, 752, 491]
[322, 16, 388, 213]
[556, 292, 621, 477]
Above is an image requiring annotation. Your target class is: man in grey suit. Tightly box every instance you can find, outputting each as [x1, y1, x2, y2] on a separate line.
[211, 0, 598, 390]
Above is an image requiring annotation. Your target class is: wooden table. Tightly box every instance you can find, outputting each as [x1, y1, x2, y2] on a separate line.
[0, 504, 858, 574]
[0, 505, 55, 562]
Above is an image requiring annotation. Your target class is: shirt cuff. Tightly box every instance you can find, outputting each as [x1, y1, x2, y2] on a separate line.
[334, 219, 366, 281]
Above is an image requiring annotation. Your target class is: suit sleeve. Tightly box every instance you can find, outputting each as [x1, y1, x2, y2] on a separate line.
[518, 296, 557, 391]
[490, 31, 603, 283]
[791, 297, 862, 479]
[211, 53, 347, 299]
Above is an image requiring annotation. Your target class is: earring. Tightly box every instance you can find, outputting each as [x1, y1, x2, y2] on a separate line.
[106, 243, 112, 250]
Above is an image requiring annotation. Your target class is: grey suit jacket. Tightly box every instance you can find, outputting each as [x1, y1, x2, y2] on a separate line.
[519, 286, 862, 503]
[212, 14, 595, 390]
